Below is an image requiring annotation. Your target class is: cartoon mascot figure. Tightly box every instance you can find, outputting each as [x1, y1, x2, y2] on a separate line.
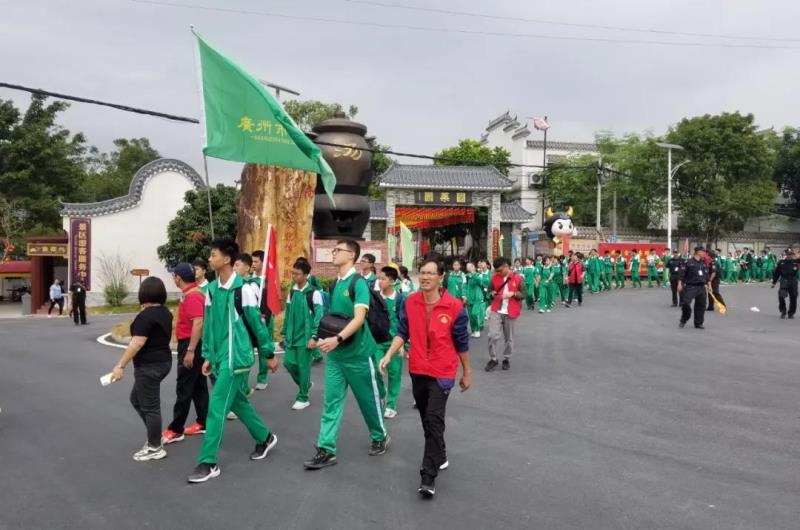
[543, 206, 577, 255]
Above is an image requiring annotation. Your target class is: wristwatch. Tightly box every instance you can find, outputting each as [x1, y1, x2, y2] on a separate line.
[335, 334, 344, 344]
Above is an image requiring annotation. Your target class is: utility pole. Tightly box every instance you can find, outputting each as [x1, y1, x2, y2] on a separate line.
[596, 157, 603, 235]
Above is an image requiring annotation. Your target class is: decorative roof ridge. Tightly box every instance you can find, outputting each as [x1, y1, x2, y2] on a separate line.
[486, 110, 512, 132]
[61, 158, 204, 217]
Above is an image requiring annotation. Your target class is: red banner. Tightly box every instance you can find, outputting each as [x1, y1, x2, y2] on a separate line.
[598, 242, 667, 276]
[395, 206, 475, 231]
[70, 218, 91, 290]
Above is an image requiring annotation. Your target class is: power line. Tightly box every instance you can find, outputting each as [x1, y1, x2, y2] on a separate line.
[0, 82, 200, 124]
[128, 0, 800, 50]
[347, 0, 800, 44]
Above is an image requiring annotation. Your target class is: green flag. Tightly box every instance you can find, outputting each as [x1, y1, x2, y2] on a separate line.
[194, 31, 336, 202]
[400, 222, 415, 270]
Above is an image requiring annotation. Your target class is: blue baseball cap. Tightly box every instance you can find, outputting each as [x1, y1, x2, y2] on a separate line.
[169, 262, 195, 280]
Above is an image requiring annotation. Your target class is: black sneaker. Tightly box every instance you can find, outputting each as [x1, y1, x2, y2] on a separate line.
[679, 321, 686, 328]
[304, 448, 337, 470]
[789, 315, 795, 319]
[501, 359, 510, 371]
[369, 436, 390, 456]
[780, 313, 787, 319]
[695, 325, 705, 330]
[187, 463, 220, 483]
[250, 432, 278, 460]
[418, 476, 436, 498]
[485, 359, 499, 372]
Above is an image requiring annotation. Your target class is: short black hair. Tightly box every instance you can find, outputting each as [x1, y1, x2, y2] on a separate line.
[493, 257, 509, 269]
[419, 259, 445, 275]
[361, 252, 376, 264]
[211, 237, 239, 264]
[138, 277, 167, 305]
[399, 265, 410, 279]
[293, 259, 311, 275]
[251, 250, 265, 261]
[236, 253, 253, 267]
[337, 239, 361, 261]
[192, 258, 208, 271]
[381, 266, 399, 281]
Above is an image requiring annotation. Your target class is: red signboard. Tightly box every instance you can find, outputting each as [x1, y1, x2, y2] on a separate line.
[70, 218, 91, 290]
[598, 242, 668, 277]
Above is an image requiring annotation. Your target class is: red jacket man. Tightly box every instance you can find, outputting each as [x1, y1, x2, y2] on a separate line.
[568, 259, 584, 284]
[486, 257, 525, 372]
[488, 270, 524, 318]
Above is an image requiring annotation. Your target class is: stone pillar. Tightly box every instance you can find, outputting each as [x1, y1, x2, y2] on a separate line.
[386, 189, 397, 242]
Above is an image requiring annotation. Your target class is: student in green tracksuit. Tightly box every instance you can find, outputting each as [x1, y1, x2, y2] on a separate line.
[465, 262, 487, 337]
[513, 258, 524, 277]
[282, 259, 324, 411]
[765, 248, 777, 281]
[523, 257, 536, 310]
[630, 249, 642, 287]
[478, 259, 493, 307]
[538, 257, 554, 312]
[360, 253, 378, 289]
[661, 249, 670, 288]
[533, 255, 544, 302]
[645, 249, 660, 288]
[377, 266, 404, 419]
[230, 255, 270, 402]
[446, 260, 466, 302]
[587, 250, 601, 293]
[187, 238, 278, 484]
[602, 251, 613, 291]
[554, 256, 568, 303]
[731, 252, 741, 283]
[305, 271, 325, 364]
[304, 239, 389, 470]
[399, 265, 416, 294]
[614, 252, 626, 288]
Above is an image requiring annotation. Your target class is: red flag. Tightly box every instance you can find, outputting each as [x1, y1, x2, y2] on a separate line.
[264, 224, 281, 317]
[532, 117, 550, 131]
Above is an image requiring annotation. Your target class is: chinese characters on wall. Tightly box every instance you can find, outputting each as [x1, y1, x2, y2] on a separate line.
[413, 190, 472, 206]
[70, 218, 91, 290]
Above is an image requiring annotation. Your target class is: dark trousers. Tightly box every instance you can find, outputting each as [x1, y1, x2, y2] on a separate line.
[680, 285, 707, 327]
[778, 283, 798, 316]
[168, 339, 208, 433]
[72, 301, 87, 324]
[707, 279, 725, 312]
[567, 283, 583, 304]
[130, 361, 171, 446]
[670, 278, 680, 305]
[411, 374, 450, 481]
[48, 298, 64, 315]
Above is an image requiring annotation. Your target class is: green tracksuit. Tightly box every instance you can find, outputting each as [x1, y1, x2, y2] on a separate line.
[282, 282, 324, 404]
[198, 273, 274, 465]
[646, 254, 660, 287]
[466, 272, 487, 331]
[377, 291, 403, 410]
[523, 265, 536, 309]
[446, 270, 466, 300]
[602, 257, 613, 291]
[244, 275, 275, 387]
[587, 256, 600, 293]
[539, 265, 554, 310]
[554, 262, 568, 301]
[307, 275, 325, 363]
[614, 256, 626, 288]
[661, 255, 670, 287]
[630, 254, 642, 287]
[316, 269, 386, 455]
[533, 261, 543, 301]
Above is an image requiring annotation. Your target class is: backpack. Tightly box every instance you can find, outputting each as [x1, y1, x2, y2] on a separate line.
[333, 274, 392, 344]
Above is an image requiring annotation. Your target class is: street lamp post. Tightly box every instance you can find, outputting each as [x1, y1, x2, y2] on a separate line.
[656, 142, 685, 251]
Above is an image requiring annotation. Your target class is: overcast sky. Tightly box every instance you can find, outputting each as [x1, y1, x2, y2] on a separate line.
[2, 0, 799, 184]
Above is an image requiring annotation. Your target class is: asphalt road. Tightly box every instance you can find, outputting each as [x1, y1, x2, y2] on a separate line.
[1, 283, 798, 530]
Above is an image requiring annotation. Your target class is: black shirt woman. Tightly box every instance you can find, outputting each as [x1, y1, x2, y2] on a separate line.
[110, 277, 174, 462]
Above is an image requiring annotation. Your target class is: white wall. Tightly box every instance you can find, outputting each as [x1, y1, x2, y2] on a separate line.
[63, 169, 196, 306]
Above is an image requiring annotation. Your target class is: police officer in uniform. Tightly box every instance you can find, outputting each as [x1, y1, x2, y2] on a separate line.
[678, 246, 709, 329]
[705, 248, 726, 313]
[665, 249, 684, 307]
[771, 248, 799, 319]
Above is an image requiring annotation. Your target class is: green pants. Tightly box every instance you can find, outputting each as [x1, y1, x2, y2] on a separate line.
[533, 283, 540, 302]
[647, 266, 659, 287]
[468, 301, 486, 331]
[285, 345, 312, 403]
[615, 271, 625, 288]
[631, 270, 641, 287]
[525, 286, 535, 309]
[557, 281, 568, 301]
[198, 369, 269, 464]
[540, 281, 553, 309]
[257, 350, 271, 385]
[317, 354, 387, 455]
[602, 271, 612, 291]
[378, 343, 404, 410]
[590, 272, 600, 293]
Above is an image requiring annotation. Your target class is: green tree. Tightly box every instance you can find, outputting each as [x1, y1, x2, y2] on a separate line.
[368, 142, 393, 199]
[0, 95, 87, 239]
[283, 99, 358, 131]
[83, 138, 160, 201]
[667, 112, 776, 243]
[157, 184, 239, 266]
[434, 139, 511, 175]
[774, 127, 800, 213]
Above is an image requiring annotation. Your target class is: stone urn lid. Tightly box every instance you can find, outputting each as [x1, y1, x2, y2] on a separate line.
[312, 111, 367, 136]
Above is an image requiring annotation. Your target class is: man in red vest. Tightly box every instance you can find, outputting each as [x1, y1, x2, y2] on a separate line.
[379, 257, 471, 498]
[485, 257, 525, 372]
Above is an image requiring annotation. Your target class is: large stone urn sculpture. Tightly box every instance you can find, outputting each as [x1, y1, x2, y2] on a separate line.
[312, 112, 373, 240]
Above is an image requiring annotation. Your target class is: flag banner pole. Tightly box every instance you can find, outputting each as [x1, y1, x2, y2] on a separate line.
[202, 154, 215, 239]
[261, 223, 272, 281]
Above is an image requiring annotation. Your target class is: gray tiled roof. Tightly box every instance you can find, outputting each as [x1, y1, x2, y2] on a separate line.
[501, 201, 536, 222]
[526, 140, 597, 152]
[369, 200, 387, 220]
[61, 158, 204, 217]
[486, 110, 512, 131]
[378, 163, 513, 191]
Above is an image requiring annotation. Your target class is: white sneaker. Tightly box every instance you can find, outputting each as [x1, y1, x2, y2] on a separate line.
[539, 309, 545, 314]
[291, 400, 310, 410]
[255, 383, 268, 391]
[546, 309, 551, 313]
[226, 411, 238, 420]
[133, 444, 166, 462]
[384, 408, 397, 419]
[439, 460, 449, 470]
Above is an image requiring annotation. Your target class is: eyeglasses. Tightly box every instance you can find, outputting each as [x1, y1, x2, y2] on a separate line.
[332, 248, 353, 255]
[418, 271, 439, 277]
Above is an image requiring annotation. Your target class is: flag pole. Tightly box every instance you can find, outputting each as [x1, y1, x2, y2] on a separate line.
[261, 223, 272, 282]
[203, 154, 215, 239]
